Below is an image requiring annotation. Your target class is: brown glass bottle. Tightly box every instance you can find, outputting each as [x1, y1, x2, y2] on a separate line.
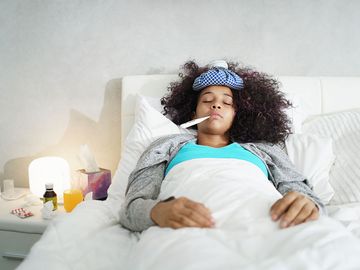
[43, 183, 58, 210]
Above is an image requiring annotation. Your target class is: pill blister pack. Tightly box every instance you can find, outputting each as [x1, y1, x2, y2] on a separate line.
[10, 208, 34, 219]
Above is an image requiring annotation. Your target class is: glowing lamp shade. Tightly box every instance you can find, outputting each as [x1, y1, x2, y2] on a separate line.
[29, 157, 71, 201]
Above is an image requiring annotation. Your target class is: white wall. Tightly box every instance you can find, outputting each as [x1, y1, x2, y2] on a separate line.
[1, 0, 360, 187]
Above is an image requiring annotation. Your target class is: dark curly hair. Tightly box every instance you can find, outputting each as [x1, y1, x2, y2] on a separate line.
[160, 60, 293, 144]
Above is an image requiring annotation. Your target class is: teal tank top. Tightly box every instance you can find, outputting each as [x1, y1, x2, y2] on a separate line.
[165, 141, 269, 177]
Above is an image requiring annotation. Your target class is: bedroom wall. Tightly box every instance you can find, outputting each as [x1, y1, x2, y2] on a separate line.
[1, 0, 360, 187]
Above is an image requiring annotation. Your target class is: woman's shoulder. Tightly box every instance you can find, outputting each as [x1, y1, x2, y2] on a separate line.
[143, 133, 196, 156]
[133, 133, 195, 172]
[239, 141, 287, 159]
[241, 140, 285, 149]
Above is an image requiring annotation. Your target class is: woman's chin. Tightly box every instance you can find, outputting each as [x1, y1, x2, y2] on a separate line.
[199, 126, 229, 136]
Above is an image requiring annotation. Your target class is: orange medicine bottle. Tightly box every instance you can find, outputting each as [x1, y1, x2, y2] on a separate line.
[43, 183, 58, 211]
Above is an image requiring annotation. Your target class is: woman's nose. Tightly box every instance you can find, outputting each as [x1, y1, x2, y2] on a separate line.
[212, 104, 221, 109]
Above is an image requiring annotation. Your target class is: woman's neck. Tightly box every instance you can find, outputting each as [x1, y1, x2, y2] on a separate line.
[197, 132, 230, 148]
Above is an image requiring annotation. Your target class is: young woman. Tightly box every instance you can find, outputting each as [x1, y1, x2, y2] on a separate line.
[119, 60, 323, 232]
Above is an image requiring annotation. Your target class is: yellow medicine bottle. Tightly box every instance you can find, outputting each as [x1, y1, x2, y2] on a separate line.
[43, 183, 58, 211]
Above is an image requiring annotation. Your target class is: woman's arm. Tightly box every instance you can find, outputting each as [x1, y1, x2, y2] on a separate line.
[119, 135, 179, 232]
[119, 161, 165, 232]
[151, 197, 214, 229]
[250, 142, 325, 228]
[119, 133, 211, 232]
[120, 160, 214, 232]
[276, 180, 324, 213]
[271, 184, 320, 228]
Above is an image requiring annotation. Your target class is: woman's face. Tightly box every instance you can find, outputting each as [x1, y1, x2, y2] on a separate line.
[194, 85, 236, 136]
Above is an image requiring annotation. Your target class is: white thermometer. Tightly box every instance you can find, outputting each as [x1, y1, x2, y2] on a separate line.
[180, 116, 210, 129]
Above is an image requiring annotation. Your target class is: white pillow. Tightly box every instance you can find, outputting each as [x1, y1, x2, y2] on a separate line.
[284, 93, 309, 134]
[285, 133, 336, 204]
[302, 109, 360, 205]
[107, 95, 183, 201]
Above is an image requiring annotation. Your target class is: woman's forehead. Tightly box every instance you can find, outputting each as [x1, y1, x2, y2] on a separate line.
[199, 86, 233, 97]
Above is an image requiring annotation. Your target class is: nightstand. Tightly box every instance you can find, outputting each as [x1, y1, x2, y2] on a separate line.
[0, 188, 65, 270]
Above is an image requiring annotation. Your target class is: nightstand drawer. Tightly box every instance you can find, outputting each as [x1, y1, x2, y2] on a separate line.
[0, 230, 42, 270]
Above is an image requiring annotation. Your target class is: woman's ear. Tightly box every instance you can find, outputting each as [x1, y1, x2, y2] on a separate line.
[192, 111, 196, 120]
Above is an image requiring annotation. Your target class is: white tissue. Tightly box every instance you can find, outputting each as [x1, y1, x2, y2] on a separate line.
[84, 192, 93, 201]
[41, 201, 55, 220]
[79, 144, 99, 173]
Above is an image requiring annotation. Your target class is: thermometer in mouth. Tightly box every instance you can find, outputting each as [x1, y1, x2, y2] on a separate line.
[180, 116, 210, 129]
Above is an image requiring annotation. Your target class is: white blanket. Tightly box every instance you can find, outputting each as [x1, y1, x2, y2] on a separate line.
[19, 159, 360, 270]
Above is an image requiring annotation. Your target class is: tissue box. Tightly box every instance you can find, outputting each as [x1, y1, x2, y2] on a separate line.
[78, 168, 111, 200]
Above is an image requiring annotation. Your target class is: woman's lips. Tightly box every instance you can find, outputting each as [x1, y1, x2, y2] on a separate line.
[210, 112, 222, 118]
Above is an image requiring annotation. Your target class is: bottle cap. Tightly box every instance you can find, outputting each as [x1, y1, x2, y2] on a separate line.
[45, 183, 53, 189]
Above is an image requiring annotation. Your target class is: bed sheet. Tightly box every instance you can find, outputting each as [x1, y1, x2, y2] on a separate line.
[18, 202, 360, 270]
[326, 202, 360, 237]
[18, 200, 138, 270]
[18, 159, 360, 270]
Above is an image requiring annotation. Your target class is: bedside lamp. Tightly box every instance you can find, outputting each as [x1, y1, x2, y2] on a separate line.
[28, 157, 71, 202]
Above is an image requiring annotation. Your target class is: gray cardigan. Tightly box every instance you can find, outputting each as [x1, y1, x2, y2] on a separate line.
[120, 134, 325, 232]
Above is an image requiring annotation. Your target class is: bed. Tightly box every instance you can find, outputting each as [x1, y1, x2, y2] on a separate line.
[18, 75, 360, 270]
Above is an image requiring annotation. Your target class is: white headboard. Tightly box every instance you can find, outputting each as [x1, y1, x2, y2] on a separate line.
[121, 75, 360, 147]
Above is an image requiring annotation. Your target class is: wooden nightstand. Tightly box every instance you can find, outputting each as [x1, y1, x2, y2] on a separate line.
[0, 188, 65, 270]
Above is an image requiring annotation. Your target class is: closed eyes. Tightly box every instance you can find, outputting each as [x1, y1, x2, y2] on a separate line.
[202, 100, 233, 106]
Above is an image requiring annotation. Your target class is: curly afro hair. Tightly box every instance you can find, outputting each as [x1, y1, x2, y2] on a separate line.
[160, 60, 293, 144]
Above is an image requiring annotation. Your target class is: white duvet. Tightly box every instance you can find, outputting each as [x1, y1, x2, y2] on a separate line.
[19, 159, 360, 270]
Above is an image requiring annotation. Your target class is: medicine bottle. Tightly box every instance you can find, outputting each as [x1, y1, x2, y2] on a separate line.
[43, 183, 58, 210]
